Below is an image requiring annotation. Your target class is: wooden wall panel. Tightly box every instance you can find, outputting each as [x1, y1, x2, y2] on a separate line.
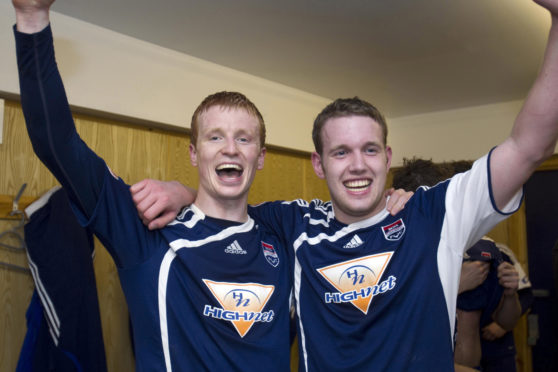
[164, 134, 199, 187]
[0, 101, 58, 197]
[300, 159, 328, 201]
[250, 150, 305, 203]
[0, 219, 34, 372]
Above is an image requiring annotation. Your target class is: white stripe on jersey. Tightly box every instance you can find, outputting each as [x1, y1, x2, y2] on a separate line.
[168, 204, 204, 228]
[26, 252, 61, 345]
[159, 249, 176, 372]
[169, 218, 254, 250]
[302, 214, 330, 227]
[292, 210, 390, 251]
[293, 257, 309, 372]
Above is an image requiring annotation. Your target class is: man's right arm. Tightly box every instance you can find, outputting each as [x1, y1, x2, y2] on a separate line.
[13, 0, 106, 218]
[131, 179, 197, 229]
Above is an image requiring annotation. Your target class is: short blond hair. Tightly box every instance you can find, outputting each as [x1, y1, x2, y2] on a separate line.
[190, 91, 266, 148]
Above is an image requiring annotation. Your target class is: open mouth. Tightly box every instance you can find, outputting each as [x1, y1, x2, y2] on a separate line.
[216, 163, 243, 178]
[344, 179, 371, 192]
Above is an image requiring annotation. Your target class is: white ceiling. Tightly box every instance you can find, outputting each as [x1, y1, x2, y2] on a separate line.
[51, 0, 551, 118]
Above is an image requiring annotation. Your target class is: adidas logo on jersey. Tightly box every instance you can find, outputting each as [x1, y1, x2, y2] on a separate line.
[343, 234, 364, 249]
[225, 240, 247, 255]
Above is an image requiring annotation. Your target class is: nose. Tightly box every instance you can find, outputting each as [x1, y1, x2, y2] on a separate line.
[222, 137, 238, 155]
[348, 152, 366, 173]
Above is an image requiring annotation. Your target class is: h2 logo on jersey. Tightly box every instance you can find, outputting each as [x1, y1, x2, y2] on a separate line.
[317, 252, 395, 314]
[203, 279, 275, 337]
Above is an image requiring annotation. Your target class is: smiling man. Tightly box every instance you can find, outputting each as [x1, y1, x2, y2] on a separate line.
[11, 0, 295, 370]
[134, 1, 558, 370]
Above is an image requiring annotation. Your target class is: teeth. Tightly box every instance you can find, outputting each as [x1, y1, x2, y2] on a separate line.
[344, 180, 370, 188]
[216, 163, 242, 171]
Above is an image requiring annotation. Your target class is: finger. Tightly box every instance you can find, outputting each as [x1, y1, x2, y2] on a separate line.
[386, 190, 413, 215]
[130, 178, 149, 194]
[385, 188, 395, 211]
[142, 198, 170, 221]
[136, 194, 159, 217]
[131, 187, 150, 206]
[387, 199, 401, 214]
[148, 211, 176, 230]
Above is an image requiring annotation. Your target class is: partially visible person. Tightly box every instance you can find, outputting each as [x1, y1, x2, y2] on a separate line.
[391, 157, 452, 191]
[455, 238, 521, 370]
[478, 240, 533, 372]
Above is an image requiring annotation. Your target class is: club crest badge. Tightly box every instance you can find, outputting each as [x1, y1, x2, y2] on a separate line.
[381, 218, 406, 241]
[262, 242, 279, 267]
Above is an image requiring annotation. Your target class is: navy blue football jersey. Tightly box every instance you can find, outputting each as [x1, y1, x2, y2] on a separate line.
[82, 175, 293, 371]
[250, 154, 522, 372]
[19, 187, 107, 372]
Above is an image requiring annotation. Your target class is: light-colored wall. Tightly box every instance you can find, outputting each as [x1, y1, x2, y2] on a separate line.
[1, 3, 556, 165]
[389, 100, 523, 165]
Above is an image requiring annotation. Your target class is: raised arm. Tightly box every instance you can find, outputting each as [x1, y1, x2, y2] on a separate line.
[490, 0, 558, 209]
[13, 0, 107, 218]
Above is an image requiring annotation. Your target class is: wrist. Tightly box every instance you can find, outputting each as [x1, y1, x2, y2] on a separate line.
[502, 289, 518, 297]
[15, 10, 50, 34]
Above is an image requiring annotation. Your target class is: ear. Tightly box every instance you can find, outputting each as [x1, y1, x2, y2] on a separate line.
[311, 152, 325, 179]
[385, 145, 393, 170]
[257, 147, 266, 170]
[189, 143, 198, 167]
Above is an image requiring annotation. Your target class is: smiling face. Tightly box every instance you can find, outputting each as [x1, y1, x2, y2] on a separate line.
[311, 115, 392, 225]
[190, 105, 265, 209]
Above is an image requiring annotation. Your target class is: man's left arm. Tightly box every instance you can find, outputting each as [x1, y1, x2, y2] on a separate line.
[490, 1, 558, 209]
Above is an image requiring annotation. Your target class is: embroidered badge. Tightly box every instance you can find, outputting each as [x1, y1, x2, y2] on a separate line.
[381, 218, 406, 241]
[262, 242, 279, 267]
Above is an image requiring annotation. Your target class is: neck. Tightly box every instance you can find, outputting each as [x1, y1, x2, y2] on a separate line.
[193, 192, 249, 223]
[333, 198, 387, 225]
